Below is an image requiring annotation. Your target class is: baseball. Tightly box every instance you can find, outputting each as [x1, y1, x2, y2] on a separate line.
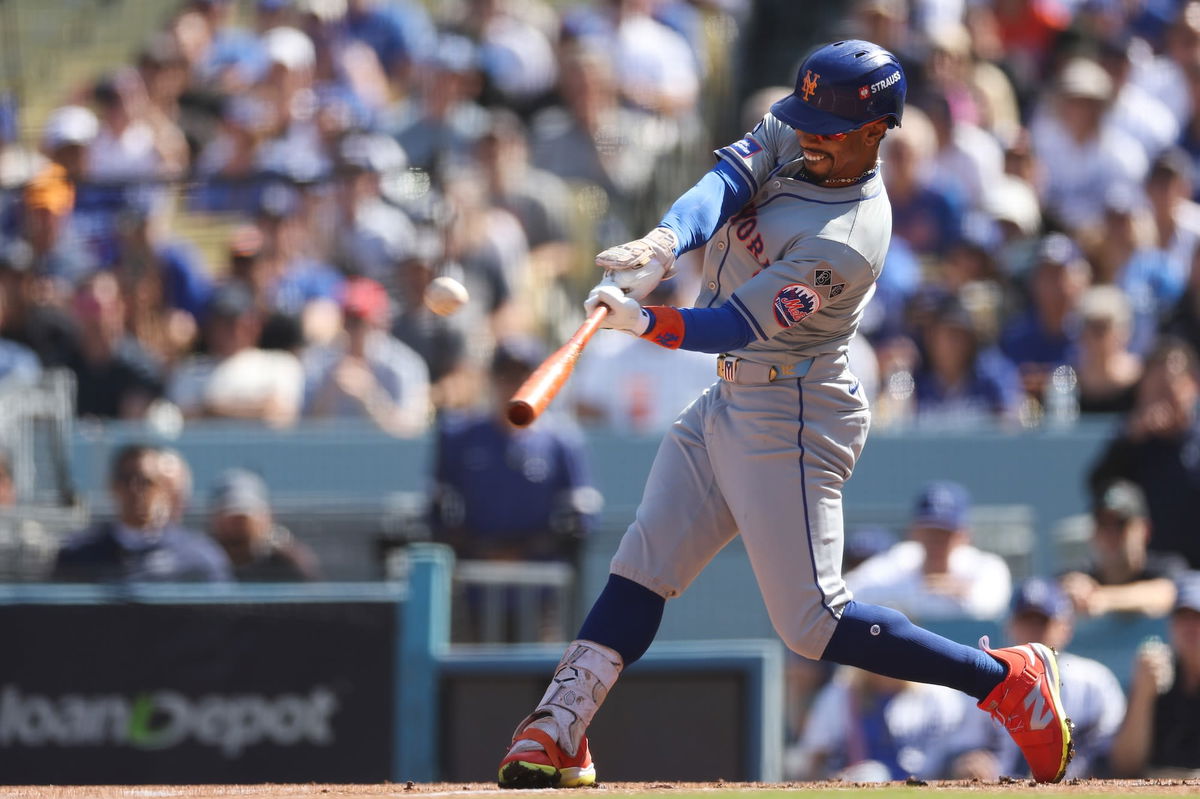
[424, 275, 469, 316]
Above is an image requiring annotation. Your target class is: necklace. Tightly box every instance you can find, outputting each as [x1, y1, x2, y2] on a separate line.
[807, 160, 880, 187]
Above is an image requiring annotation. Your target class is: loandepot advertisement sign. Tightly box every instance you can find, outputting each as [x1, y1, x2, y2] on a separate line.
[0, 685, 339, 756]
[0, 600, 397, 783]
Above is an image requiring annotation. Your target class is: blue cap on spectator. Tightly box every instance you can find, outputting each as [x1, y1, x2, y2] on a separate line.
[207, 282, 256, 319]
[1036, 232, 1085, 269]
[912, 480, 970, 531]
[845, 525, 896, 563]
[210, 468, 270, 515]
[1173, 571, 1200, 615]
[1011, 577, 1072, 619]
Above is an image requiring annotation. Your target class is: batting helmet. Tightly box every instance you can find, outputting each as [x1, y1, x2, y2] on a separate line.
[771, 40, 906, 135]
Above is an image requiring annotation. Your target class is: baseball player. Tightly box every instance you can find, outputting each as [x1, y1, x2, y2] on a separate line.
[498, 41, 1073, 788]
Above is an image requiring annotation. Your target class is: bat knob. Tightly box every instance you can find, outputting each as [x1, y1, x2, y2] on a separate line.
[506, 400, 535, 427]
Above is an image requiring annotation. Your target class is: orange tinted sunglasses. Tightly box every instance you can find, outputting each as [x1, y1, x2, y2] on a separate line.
[809, 117, 889, 142]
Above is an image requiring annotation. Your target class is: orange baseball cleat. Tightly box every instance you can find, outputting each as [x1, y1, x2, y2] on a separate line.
[498, 725, 596, 789]
[976, 636, 1075, 783]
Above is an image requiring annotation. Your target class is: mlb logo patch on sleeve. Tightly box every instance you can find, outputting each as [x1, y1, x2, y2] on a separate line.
[730, 138, 763, 160]
[773, 283, 822, 327]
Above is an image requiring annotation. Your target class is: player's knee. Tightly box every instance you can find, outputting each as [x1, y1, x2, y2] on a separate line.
[774, 625, 830, 660]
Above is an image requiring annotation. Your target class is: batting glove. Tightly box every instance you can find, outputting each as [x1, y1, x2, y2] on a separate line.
[585, 282, 651, 336]
[595, 227, 678, 300]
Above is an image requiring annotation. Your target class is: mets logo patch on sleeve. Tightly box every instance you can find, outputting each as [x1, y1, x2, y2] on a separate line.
[729, 138, 763, 160]
[773, 283, 822, 327]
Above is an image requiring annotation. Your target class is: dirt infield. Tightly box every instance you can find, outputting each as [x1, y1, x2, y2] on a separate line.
[3, 781, 1200, 799]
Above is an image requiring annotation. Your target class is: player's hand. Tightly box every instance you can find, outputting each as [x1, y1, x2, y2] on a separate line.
[585, 282, 650, 336]
[1133, 637, 1174, 695]
[596, 227, 678, 281]
[1060, 571, 1100, 616]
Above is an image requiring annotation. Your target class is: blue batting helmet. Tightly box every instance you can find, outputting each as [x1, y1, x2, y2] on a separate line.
[771, 40, 906, 135]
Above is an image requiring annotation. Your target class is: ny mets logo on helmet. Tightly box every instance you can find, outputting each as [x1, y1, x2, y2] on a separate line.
[801, 70, 820, 101]
[773, 284, 822, 328]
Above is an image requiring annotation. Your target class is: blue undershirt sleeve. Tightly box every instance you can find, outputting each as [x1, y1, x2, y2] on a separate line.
[657, 160, 753, 255]
[676, 305, 756, 353]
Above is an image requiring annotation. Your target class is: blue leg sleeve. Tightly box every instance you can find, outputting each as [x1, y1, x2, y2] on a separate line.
[658, 160, 753, 255]
[820, 601, 1007, 700]
[576, 574, 666, 666]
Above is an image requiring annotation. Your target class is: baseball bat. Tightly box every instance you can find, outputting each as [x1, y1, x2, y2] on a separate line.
[507, 305, 609, 427]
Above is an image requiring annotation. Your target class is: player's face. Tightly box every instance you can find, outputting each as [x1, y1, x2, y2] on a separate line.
[794, 119, 888, 186]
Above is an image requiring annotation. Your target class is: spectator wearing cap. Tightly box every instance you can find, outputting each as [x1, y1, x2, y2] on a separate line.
[1062, 479, 1187, 618]
[304, 276, 431, 436]
[39, 105, 98, 183]
[344, 0, 436, 89]
[953, 577, 1126, 780]
[208, 468, 321, 581]
[1028, 56, 1148, 233]
[999, 232, 1091, 401]
[1145, 147, 1200, 295]
[331, 130, 415, 283]
[1090, 336, 1200, 569]
[845, 481, 1012, 621]
[167, 282, 304, 427]
[386, 32, 489, 173]
[430, 335, 599, 641]
[67, 271, 164, 419]
[249, 182, 345, 341]
[1110, 571, 1200, 776]
[910, 294, 1023, 427]
[1075, 285, 1143, 414]
[52, 444, 231, 583]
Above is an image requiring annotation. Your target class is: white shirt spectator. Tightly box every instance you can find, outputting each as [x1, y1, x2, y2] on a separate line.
[929, 122, 1005, 213]
[572, 334, 716, 434]
[169, 349, 304, 425]
[785, 667, 975, 781]
[846, 539, 1013, 620]
[88, 120, 161, 180]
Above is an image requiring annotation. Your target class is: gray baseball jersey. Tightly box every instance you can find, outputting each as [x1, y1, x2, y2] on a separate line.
[609, 117, 891, 659]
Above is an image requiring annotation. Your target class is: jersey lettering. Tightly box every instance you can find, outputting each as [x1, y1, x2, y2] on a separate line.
[730, 205, 771, 267]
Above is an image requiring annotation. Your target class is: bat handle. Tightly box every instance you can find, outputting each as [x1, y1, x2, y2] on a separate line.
[506, 305, 609, 427]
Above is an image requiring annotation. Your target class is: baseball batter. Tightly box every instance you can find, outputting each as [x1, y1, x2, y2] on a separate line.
[499, 41, 1072, 788]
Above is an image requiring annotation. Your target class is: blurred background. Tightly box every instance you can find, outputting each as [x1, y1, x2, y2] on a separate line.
[1, 0, 1200, 786]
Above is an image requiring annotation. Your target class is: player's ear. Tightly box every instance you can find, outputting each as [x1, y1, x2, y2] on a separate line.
[861, 120, 888, 146]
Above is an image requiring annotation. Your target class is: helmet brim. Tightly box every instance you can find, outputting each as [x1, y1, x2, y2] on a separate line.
[770, 94, 862, 135]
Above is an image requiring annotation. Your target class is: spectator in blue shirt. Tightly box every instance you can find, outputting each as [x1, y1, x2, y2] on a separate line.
[913, 295, 1024, 427]
[1000, 233, 1091, 401]
[430, 336, 599, 565]
[52, 444, 231, 583]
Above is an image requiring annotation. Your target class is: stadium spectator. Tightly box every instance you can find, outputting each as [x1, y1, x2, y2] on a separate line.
[207, 467, 320, 581]
[330, 131, 414, 285]
[1109, 571, 1200, 777]
[430, 336, 598, 563]
[158, 447, 193, 524]
[880, 106, 964, 257]
[784, 665, 972, 781]
[572, 281, 717, 434]
[168, 282, 304, 427]
[88, 68, 187, 182]
[52, 444, 230, 582]
[304, 276, 431, 436]
[1061, 479, 1186, 618]
[999, 232, 1091, 402]
[430, 336, 600, 641]
[1074, 285, 1142, 414]
[845, 480, 1012, 621]
[0, 278, 41, 389]
[953, 577, 1126, 780]
[1163, 237, 1200, 356]
[911, 294, 1024, 427]
[1028, 56, 1147, 233]
[67, 271, 163, 419]
[1089, 336, 1200, 569]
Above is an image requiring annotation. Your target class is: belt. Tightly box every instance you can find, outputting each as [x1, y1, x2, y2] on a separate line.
[716, 354, 814, 384]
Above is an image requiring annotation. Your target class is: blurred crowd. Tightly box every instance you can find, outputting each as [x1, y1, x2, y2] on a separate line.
[0, 0, 1198, 437]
